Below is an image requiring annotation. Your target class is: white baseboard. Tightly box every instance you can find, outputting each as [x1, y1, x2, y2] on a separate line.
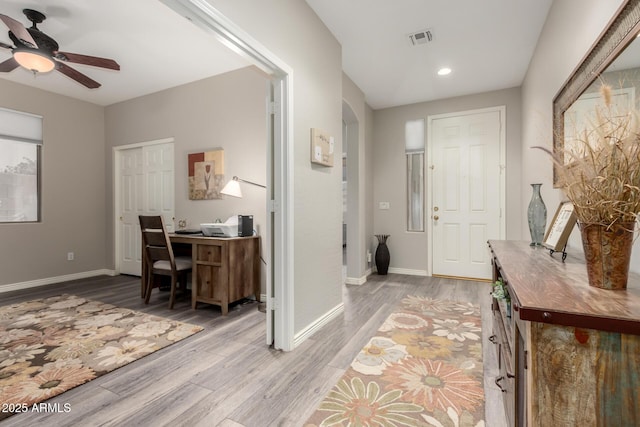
[0, 269, 118, 294]
[294, 302, 344, 348]
[345, 274, 368, 285]
[386, 267, 428, 276]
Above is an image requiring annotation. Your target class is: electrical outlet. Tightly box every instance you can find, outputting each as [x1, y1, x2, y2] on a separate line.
[67, 252, 74, 261]
[367, 251, 372, 263]
[379, 202, 390, 210]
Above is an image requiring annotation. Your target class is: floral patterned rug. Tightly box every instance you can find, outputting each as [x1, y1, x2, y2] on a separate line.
[0, 294, 203, 420]
[305, 296, 485, 427]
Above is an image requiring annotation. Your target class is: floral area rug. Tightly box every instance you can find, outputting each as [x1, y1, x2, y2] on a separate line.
[305, 296, 485, 427]
[0, 294, 203, 420]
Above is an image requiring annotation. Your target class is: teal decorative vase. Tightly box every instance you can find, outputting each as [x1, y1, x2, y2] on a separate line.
[527, 183, 547, 246]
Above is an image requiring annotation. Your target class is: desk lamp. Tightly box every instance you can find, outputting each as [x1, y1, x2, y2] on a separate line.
[221, 176, 266, 198]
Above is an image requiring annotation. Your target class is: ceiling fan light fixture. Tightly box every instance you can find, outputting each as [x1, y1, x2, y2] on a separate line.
[13, 49, 55, 73]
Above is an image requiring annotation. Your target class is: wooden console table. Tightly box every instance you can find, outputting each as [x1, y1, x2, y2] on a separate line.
[488, 240, 640, 426]
[168, 234, 260, 315]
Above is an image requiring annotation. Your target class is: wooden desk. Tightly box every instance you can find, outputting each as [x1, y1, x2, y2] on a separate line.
[168, 234, 260, 315]
[488, 240, 640, 426]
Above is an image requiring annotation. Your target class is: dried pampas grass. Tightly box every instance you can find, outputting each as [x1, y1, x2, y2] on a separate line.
[535, 84, 640, 228]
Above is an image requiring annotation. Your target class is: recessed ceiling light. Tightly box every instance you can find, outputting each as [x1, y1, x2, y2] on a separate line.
[438, 67, 452, 76]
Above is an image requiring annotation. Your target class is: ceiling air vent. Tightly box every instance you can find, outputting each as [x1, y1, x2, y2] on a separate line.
[407, 29, 433, 46]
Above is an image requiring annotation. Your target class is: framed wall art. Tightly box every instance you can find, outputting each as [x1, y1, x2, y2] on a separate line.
[543, 201, 577, 252]
[188, 148, 224, 200]
[310, 128, 334, 167]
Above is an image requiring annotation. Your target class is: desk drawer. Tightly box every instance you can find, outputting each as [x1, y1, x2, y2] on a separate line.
[195, 264, 225, 302]
[196, 244, 223, 264]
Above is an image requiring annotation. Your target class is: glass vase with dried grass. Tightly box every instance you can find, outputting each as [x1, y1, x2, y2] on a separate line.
[535, 84, 640, 289]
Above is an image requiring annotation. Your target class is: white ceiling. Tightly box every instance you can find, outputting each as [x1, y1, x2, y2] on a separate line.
[305, 0, 553, 109]
[0, 0, 250, 106]
[0, 1, 554, 109]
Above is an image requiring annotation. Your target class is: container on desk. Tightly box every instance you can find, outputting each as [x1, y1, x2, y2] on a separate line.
[201, 215, 253, 237]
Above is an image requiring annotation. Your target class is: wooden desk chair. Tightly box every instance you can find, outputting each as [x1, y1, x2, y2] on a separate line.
[139, 215, 192, 309]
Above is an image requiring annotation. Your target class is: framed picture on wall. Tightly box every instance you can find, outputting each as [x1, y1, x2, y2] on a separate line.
[188, 148, 225, 200]
[310, 128, 334, 166]
[543, 201, 577, 252]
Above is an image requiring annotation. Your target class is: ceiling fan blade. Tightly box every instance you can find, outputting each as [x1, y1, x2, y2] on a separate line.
[56, 51, 120, 70]
[0, 41, 12, 50]
[56, 61, 100, 89]
[0, 14, 36, 48]
[0, 57, 19, 72]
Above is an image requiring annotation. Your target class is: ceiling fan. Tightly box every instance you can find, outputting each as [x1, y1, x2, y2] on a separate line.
[0, 8, 119, 89]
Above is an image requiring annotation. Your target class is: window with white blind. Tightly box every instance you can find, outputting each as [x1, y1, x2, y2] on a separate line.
[0, 107, 42, 222]
[406, 119, 424, 232]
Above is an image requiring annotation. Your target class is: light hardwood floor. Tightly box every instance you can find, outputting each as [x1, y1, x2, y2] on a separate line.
[0, 273, 507, 427]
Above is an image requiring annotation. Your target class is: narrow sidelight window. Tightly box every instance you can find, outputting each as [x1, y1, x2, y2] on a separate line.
[406, 119, 424, 232]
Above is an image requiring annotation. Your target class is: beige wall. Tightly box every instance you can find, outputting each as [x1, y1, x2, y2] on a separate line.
[520, 0, 629, 260]
[372, 87, 522, 273]
[166, 0, 344, 334]
[105, 66, 269, 291]
[365, 103, 374, 273]
[1, 0, 345, 341]
[7, 0, 610, 337]
[342, 73, 374, 280]
[522, 0, 623, 217]
[0, 79, 106, 287]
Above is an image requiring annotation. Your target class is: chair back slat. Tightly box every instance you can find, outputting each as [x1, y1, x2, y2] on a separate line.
[147, 246, 171, 262]
[143, 231, 167, 247]
[139, 215, 164, 230]
[139, 215, 175, 269]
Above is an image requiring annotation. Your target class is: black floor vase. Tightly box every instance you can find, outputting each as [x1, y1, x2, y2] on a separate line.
[375, 235, 390, 275]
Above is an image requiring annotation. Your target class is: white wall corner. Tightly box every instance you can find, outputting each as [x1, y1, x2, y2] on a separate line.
[345, 275, 368, 285]
[0, 269, 118, 294]
[293, 302, 344, 348]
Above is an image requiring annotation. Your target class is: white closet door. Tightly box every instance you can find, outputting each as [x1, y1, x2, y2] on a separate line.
[117, 142, 174, 276]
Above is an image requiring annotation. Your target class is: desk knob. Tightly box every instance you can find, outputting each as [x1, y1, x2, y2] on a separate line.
[542, 312, 552, 322]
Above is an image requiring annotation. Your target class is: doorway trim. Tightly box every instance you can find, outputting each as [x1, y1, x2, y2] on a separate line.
[160, 0, 294, 351]
[426, 106, 506, 277]
[342, 100, 366, 285]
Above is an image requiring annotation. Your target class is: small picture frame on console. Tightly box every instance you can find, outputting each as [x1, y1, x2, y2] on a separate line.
[543, 201, 577, 252]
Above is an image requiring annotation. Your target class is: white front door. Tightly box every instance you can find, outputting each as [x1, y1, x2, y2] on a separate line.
[429, 108, 504, 280]
[116, 140, 175, 276]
